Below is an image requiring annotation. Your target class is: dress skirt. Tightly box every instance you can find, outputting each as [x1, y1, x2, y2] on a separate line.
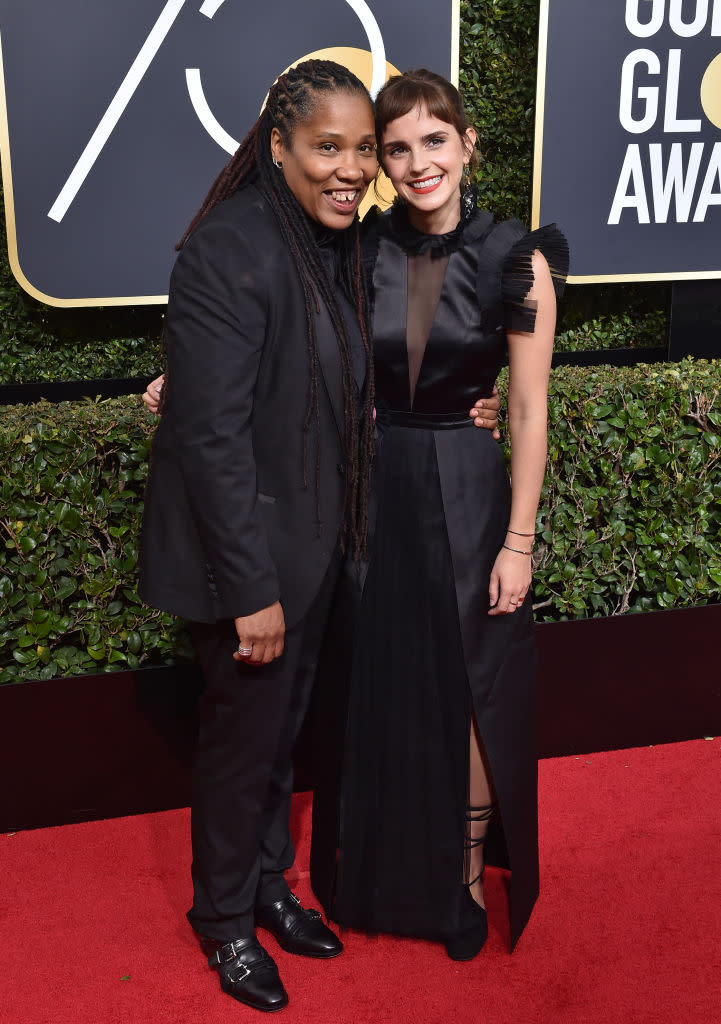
[331, 423, 471, 941]
[311, 419, 540, 950]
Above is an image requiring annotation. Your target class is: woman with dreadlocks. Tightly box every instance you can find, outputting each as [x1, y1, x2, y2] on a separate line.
[139, 60, 383, 1013]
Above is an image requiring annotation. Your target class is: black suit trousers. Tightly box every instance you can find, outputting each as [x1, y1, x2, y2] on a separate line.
[186, 550, 342, 941]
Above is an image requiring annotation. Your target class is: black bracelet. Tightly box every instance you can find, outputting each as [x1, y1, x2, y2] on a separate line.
[507, 529, 535, 538]
[503, 543, 532, 556]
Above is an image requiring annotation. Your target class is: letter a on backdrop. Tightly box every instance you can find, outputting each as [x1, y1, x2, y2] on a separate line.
[534, 0, 721, 281]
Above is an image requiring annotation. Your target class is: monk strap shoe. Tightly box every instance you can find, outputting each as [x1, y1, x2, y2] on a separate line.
[255, 892, 343, 958]
[201, 935, 288, 1012]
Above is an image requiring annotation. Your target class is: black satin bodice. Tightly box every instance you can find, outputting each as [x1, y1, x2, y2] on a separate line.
[370, 209, 504, 415]
[366, 204, 569, 418]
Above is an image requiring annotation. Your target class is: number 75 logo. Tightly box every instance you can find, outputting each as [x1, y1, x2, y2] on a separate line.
[0, 0, 453, 305]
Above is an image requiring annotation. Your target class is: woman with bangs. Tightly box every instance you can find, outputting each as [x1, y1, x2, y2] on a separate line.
[311, 69, 568, 961]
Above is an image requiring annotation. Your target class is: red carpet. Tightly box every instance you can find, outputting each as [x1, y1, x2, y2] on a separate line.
[3, 739, 720, 1024]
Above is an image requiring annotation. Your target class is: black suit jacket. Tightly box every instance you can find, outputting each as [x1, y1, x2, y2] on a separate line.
[139, 185, 356, 628]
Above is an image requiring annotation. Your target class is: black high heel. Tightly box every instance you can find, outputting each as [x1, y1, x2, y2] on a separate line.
[444, 804, 494, 962]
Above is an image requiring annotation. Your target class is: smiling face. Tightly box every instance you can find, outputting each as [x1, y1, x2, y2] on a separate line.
[270, 91, 377, 230]
[381, 104, 476, 235]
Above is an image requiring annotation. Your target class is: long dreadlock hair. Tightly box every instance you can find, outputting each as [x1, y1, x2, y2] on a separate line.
[175, 60, 375, 562]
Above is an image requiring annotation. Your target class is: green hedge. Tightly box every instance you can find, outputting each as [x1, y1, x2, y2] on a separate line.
[535, 360, 721, 618]
[0, 399, 189, 684]
[0, 201, 164, 386]
[0, 0, 668, 387]
[554, 311, 666, 353]
[2, 358, 719, 683]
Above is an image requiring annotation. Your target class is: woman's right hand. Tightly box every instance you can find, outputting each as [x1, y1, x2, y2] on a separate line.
[142, 374, 165, 414]
[488, 544, 532, 616]
[233, 601, 285, 665]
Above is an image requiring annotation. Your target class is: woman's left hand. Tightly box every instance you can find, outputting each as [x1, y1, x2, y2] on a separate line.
[488, 543, 532, 615]
[469, 384, 501, 439]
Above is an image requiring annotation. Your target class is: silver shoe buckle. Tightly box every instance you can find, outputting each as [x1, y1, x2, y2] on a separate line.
[217, 940, 243, 964]
[227, 961, 251, 984]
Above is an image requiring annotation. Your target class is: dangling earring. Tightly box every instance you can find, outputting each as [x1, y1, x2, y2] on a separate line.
[272, 156, 282, 169]
[460, 162, 477, 220]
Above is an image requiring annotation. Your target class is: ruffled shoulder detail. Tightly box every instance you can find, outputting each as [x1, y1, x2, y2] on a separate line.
[502, 224, 569, 333]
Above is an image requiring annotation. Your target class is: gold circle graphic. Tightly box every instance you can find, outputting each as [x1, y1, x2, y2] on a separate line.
[267, 46, 402, 217]
[700, 53, 721, 131]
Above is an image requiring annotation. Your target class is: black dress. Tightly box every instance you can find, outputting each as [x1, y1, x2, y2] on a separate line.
[311, 199, 568, 951]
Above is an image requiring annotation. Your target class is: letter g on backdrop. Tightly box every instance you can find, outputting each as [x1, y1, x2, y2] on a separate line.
[0, 0, 456, 307]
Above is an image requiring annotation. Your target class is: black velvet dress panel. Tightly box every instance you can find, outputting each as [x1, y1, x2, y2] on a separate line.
[311, 202, 568, 950]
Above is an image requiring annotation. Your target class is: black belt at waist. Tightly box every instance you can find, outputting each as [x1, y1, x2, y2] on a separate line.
[387, 409, 475, 430]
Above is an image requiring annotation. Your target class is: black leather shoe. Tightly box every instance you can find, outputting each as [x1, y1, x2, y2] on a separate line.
[201, 936, 288, 1012]
[255, 893, 343, 958]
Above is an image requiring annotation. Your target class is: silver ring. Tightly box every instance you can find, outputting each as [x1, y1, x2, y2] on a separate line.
[237, 643, 253, 656]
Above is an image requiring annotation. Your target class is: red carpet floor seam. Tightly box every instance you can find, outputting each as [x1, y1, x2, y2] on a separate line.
[2, 738, 720, 1024]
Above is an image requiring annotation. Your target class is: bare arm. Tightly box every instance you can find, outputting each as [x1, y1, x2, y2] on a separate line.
[489, 251, 556, 615]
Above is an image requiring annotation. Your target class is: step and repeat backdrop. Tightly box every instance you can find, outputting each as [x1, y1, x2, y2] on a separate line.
[0, 0, 456, 306]
[2, 1, 720, 302]
[534, 0, 721, 282]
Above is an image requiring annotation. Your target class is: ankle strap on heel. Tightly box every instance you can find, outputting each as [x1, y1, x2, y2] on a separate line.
[464, 803, 495, 888]
[466, 804, 494, 824]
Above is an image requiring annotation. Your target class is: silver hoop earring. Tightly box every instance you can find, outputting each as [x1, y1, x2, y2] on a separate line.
[272, 156, 282, 169]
